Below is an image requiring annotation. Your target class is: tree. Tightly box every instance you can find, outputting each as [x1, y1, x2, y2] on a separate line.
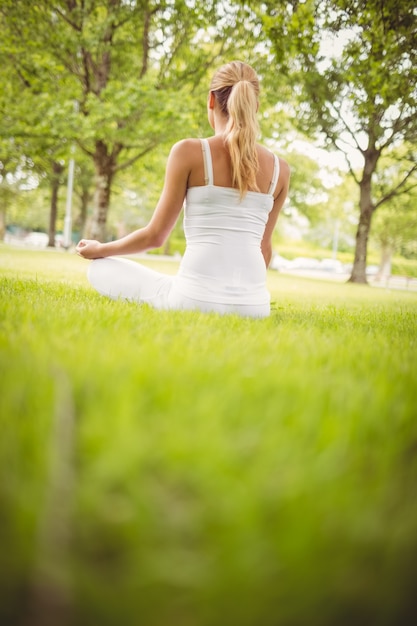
[261, 0, 417, 283]
[0, 3, 70, 245]
[1, 0, 260, 242]
[0, 153, 23, 240]
[371, 147, 417, 278]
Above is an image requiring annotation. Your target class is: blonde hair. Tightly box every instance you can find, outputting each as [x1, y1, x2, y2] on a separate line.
[210, 61, 260, 197]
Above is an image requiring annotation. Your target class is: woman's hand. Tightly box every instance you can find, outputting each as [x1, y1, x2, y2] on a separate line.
[75, 239, 104, 259]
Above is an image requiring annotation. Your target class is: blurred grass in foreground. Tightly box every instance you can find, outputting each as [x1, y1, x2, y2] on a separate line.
[1, 245, 417, 626]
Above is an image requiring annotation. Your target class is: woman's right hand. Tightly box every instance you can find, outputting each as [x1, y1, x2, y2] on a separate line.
[75, 239, 104, 259]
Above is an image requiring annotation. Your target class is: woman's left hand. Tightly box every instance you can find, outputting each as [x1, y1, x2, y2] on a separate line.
[75, 239, 104, 259]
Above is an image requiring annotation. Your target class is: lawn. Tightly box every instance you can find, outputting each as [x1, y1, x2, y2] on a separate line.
[1, 244, 417, 626]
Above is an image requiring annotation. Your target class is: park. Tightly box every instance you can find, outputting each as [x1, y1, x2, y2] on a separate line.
[1, 1, 417, 625]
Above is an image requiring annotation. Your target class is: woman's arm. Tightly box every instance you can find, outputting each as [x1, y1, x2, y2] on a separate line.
[76, 140, 194, 260]
[261, 158, 291, 267]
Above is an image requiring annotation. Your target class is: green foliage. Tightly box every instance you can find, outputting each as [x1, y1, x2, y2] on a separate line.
[371, 145, 417, 250]
[1, 247, 417, 625]
[1, 0, 416, 261]
[262, 0, 417, 147]
[0, 0, 265, 238]
[261, 0, 417, 282]
[390, 257, 417, 278]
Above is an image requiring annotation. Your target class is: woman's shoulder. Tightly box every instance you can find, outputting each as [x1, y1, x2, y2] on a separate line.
[170, 138, 201, 167]
[256, 143, 285, 161]
[277, 154, 290, 177]
[257, 145, 290, 174]
[171, 137, 203, 155]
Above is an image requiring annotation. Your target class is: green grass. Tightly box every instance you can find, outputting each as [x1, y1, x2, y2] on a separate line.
[1, 244, 417, 626]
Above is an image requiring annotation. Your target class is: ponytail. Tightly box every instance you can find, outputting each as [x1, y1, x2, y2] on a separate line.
[210, 61, 260, 198]
[224, 81, 259, 197]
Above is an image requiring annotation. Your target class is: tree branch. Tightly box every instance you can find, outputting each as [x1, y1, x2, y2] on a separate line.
[140, 8, 157, 78]
[377, 105, 417, 152]
[52, 6, 82, 32]
[332, 142, 361, 185]
[77, 140, 95, 158]
[328, 101, 364, 154]
[113, 142, 159, 174]
[374, 163, 417, 210]
[15, 65, 32, 89]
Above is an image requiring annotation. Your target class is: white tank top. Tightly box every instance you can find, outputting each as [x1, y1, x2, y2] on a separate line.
[173, 139, 280, 305]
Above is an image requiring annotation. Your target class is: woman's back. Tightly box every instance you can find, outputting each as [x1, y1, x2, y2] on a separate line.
[171, 139, 279, 308]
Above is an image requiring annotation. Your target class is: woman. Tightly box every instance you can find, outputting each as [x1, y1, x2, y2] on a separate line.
[76, 61, 290, 318]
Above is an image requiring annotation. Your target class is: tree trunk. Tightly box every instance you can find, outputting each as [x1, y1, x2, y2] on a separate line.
[348, 148, 380, 284]
[88, 141, 115, 241]
[0, 163, 9, 241]
[349, 201, 373, 284]
[375, 243, 393, 281]
[75, 188, 90, 238]
[0, 206, 5, 241]
[48, 161, 64, 247]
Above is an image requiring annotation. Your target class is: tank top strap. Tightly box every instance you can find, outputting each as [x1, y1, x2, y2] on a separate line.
[200, 138, 214, 186]
[268, 153, 280, 196]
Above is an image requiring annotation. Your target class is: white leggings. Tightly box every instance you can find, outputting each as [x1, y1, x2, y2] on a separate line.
[87, 257, 270, 318]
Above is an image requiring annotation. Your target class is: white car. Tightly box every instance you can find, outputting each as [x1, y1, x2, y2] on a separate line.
[319, 258, 345, 273]
[24, 232, 49, 247]
[269, 254, 293, 271]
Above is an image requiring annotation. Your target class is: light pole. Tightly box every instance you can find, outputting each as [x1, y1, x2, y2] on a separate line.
[63, 102, 78, 250]
[63, 149, 75, 249]
[332, 219, 339, 260]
